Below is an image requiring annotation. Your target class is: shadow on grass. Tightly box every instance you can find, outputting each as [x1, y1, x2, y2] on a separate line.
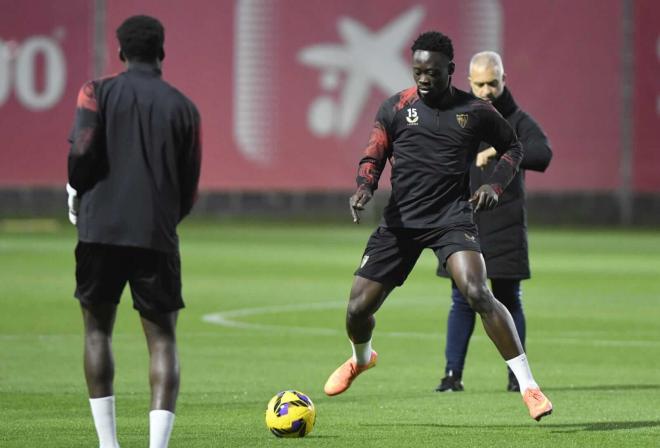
[546, 384, 660, 392]
[546, 421, 660, 433]
[362, 420, 660, 432]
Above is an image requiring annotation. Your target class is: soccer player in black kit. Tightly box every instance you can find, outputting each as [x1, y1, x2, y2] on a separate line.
[323, 31, 552, 421]
[66, 16, 201, 447]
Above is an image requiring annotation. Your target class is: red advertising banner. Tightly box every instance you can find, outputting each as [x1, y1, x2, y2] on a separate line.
[633, 0, 660, 192]
[0, 0, 92, 186]
[105, 0, 626, 191]
[1, 1, 658, 193]
[502, 0, 623, 191]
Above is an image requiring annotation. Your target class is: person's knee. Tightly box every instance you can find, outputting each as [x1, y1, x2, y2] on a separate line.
[85, 329, 111, 349]
[347, 283, 381, 320]
[464, 281, 494, 313]
[347, 293, 371, 321]
[451, 285, 472, 309]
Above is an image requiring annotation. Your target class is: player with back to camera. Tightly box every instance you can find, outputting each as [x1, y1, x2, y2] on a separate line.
[435, 51, 553, 393]
[66, 15, 201, 448]
[323, 31, 552, 421]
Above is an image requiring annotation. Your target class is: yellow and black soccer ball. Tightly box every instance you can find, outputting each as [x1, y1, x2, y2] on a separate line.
[265, 390, 316, 438]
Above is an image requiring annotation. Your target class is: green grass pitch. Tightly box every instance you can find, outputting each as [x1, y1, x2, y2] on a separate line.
[1, 220, 659, 447]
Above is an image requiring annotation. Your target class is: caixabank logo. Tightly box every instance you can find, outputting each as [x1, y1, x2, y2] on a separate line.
[233, 2, 425, 164]
[297, 6, 425, 138]
[0, 28, 67, 111]
[231, 0, 503, 173]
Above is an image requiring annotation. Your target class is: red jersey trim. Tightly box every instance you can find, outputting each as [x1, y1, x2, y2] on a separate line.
[394, 86, 419, 112]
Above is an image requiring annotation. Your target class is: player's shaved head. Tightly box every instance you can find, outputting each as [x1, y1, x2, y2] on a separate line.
[468, 51, 506, 102]
[469, 51, 504, 78]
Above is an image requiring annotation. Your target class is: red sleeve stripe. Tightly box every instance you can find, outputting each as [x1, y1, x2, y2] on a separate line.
[490, 183, 504, 195]
[363, 121, 389, 159]
[394, 86, 418, 112]
[501, 152, 516, 166]
[76, 82, 97, 112]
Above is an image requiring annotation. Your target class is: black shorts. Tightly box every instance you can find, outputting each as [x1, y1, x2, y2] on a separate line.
[354, 225, 481, 286]
[74, 242, 184, 314]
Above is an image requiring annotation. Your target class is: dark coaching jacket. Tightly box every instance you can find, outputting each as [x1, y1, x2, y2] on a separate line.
[439, 87, 552, 279]
[67, 63, 202, 253]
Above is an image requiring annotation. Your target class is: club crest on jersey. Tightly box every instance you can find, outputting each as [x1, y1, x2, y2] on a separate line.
[405, 108, 419, 125]
[456, 113, 468, 128]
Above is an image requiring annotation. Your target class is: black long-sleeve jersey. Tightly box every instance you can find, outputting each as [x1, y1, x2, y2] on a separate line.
[67, 63, 201, 253]
[356, 86, 523, 229]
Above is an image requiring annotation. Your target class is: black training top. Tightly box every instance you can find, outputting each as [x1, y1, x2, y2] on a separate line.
[67, 63, 201, 253]
[356, 86, 523, 228]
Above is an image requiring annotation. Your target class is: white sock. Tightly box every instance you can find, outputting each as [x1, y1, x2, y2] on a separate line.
[149, 410, 175, 448]
[351, 339, 372, 366]
[89, 396, 120, 448]
[505, 353, 539, 395]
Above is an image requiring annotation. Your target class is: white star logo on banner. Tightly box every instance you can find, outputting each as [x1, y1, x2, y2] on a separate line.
[298, 6, 424, 137]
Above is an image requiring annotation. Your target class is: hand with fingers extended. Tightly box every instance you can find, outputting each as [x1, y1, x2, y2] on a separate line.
[469, 184, 499, 212]
[349, 186, 373, 224]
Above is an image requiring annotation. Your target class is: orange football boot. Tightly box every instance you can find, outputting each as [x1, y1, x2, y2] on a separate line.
[324, 351, 378, 396]
[522, 388, 553, 421]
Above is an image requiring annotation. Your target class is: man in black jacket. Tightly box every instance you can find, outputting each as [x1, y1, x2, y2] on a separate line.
[66, 15, 201, 448]
[435, 51, 552, 393]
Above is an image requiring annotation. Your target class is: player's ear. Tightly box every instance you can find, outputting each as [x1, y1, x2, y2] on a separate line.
[119, 48, 126, 62]
[158, 48, 165, 61]
[448, 62, 455, 75]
